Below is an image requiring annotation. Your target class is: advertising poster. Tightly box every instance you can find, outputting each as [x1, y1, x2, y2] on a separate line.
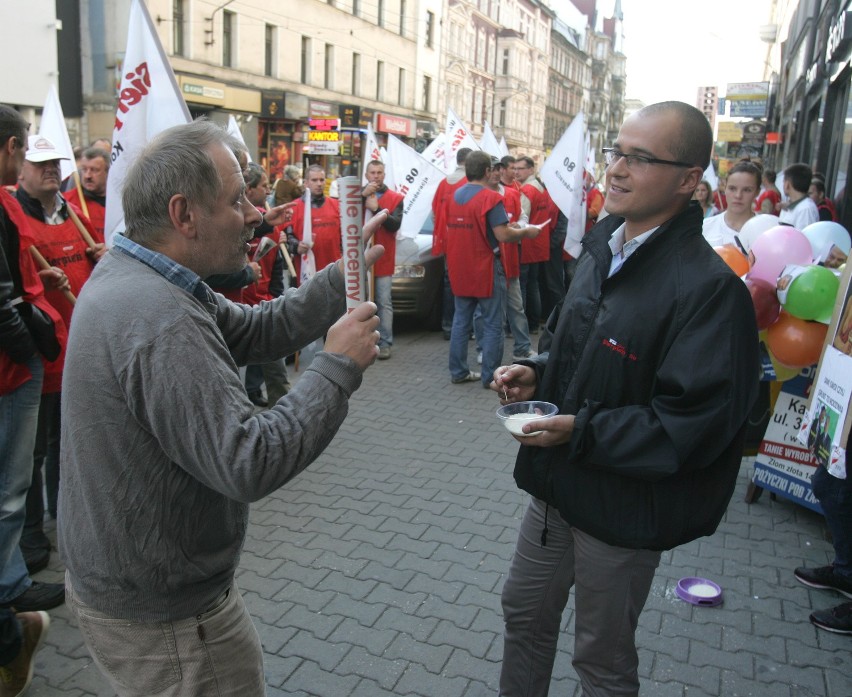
[752, 370, 823, 513]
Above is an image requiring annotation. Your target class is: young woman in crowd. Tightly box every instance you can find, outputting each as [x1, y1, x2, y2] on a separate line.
[702, 160, 762, 247]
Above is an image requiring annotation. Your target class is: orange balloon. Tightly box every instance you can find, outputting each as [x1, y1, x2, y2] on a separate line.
[765, 311, 827, 368]
[714, 244, 750, 276]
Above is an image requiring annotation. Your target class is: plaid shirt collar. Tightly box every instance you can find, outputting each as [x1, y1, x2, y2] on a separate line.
[112, 234, 215, 305]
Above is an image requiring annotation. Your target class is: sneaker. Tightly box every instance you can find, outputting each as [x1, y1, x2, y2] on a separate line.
[512, 349, 538, 362]
[0, 611, 50, 697]
[451, 371, 481, 384]
[794, 565, 852, 599]
[1, 582, 65, 612]
[476, 352, 482, 364]
[247, 391, 268, 408]
[809, 601, 852, 634]
[378, 346, 391, 360]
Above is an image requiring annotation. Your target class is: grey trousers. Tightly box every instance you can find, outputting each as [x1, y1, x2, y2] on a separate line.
[500, 497, 661, 697]
[67, 575, 265, 696]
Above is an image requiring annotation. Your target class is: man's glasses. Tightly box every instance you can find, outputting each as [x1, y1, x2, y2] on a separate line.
[602, 148, 695, 171]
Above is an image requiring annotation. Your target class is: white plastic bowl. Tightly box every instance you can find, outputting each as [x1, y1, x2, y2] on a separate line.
[496, 401, 558, 437]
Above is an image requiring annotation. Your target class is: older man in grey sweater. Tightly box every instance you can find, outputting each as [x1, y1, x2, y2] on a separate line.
[59, 120, 386, 697]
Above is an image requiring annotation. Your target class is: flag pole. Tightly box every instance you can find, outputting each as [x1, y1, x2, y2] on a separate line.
[29, 246, 76, 305]
[72, 171, 90, 219]
[65, 203, 98, 249]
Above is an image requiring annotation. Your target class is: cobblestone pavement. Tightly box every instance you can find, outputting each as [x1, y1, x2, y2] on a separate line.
[24, 327, 852, 696]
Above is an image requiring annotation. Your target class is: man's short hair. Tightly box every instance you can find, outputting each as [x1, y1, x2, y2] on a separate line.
[123, 119, 226, 246]
[283, 165, 301, 181]
[0, 104, 27, 150]
[811, 179, 826, 195]
[306, 163, 325, 177]
[639, 101, 713, 170]
[500, 155, 516, 168]
[244, 162, 266, 189]
[518, 156, 535, 169]
[783, 163, 812, 194]
[456, 147, 472, 165]
[82, 146, 110, 170]
[465, 151, 493, 180]
[366, 160, 384, 170]
[763, 168, 776, 182]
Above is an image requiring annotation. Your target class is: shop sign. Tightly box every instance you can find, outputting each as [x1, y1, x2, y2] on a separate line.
[376, 113, 414, 137]
[826, 11, 852, 64]
[339, 106, 374, 129]
[261, 91, 285, 120]
[726, 82, 769, 118]
[308, 131, 341, 142]
[716, 122, 742, 142]
[307, 141, 341, 155]
[309, 117, 340, 131]
[309, 100, 335, 118]
[182, 82, 225, 102]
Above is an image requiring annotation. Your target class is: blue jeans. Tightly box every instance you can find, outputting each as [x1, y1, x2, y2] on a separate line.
[441, 262, 455, 335]
[0, 358, 44, 603]
[505, 278, 532, 356]
[375, 275, 393, 348]
[449, 259, 506, 386]
[812, 465, 852, 579]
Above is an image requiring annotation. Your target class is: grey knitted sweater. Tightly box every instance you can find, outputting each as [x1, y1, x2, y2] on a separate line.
[59, 249, 361, 622]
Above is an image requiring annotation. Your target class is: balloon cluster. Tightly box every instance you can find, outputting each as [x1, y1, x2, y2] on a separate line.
[712, 218, 850, 380]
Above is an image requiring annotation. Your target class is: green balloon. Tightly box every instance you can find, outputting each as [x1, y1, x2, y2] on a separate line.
[784, 266, 840, 321]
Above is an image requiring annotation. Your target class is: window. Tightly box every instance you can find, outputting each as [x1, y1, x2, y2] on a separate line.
[498, 99, 506, 127]
[502, 48, 509, 75]
[324, 44, 334, 89]
[399, 0, 406, 36]
[423, 75, 431, 112]
[222, 10, 234, 67]
[376, 60, 384, 101]
[377, 0, 384, 27]
[352, 52, 360, 96]
[172, 0, 185, 56]
[353, 0, 360, 16]
[426, 11, 434, 48]
[398, 68, 405, 106]
[301, 36, 310, 84]
[264, 24, 275, 77]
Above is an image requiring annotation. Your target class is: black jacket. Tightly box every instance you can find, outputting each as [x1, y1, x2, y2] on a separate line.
[515, 203, 760, 550]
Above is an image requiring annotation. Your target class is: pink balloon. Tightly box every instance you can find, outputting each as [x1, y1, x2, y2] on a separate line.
[746, 226, 813, 285]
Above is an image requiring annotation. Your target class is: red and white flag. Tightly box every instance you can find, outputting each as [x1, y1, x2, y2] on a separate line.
[444, 107, 479, 172]
[362, 123, 382, 185]
[386, 135, 445, 239]
[104, 0, 191, 244]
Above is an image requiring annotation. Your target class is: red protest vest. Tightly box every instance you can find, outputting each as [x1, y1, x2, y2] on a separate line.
[445, 187, 504, 298]
[0, 190, 67, 396]
[432, 177, 466, 257]
[370, 189, 405, 278]
[242, 233, 278, 305]
[520, 181, 552, 263]
[500, 187, 522, 279]
[64, 189, 106, 244]
[288, 197, 342, 283]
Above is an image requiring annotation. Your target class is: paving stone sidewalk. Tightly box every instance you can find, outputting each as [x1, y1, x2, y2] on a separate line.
[25, 328, 851, 696]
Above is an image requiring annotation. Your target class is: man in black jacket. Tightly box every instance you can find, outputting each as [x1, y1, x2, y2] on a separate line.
[493, 102, 759, 696]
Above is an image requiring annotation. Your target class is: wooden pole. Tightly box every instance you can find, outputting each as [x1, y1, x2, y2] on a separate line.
[29, 246, 76, 306]
[65, 203, 98, 249]
[278, 242, 298, 279]
[72, 170, 90, 219]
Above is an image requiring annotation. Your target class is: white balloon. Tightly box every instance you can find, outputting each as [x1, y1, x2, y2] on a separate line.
[738, 214, 780, 252]
[801, 220, 852, 259]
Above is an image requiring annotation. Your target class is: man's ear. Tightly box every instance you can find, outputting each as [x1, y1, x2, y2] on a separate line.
[679, 166, 704, 197]
[168, 194, 197, 239]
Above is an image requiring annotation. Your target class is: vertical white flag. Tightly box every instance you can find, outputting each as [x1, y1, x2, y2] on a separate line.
[386, 134, 445, 238]
[422, 132, 448, 173]
[703, 162, 719, 192]
[226, 115, 250, 161]
[362, 123, 381, 185]
[104, 0, 191, 244]
[479, 121, 502, 158]
[444, 107, 479, 172]
[499, 137, 509, 157]
[540, 112, 586, 258]
[38, 86, 76, 180]
[378, 146, 396, 190]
